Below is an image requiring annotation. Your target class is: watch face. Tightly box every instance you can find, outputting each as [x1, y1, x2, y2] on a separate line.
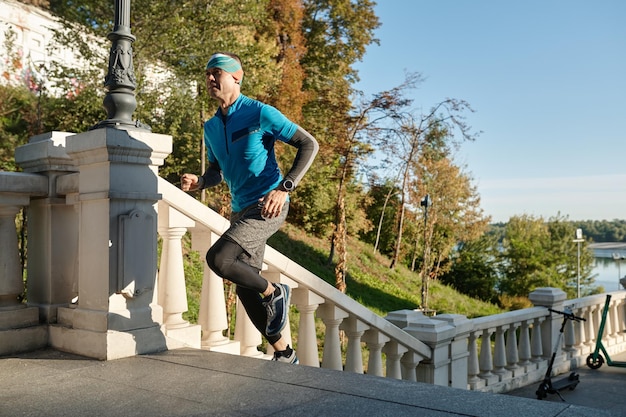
[283, 180, 294, 191]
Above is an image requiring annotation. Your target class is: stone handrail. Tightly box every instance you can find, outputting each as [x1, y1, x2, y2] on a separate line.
[157, 177, 432, 380]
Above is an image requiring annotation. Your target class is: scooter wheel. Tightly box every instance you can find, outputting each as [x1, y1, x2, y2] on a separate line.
[536, 383, 548, 400]
[586, 353, 604, 369]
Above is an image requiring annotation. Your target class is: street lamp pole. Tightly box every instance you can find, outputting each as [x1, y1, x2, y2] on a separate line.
[573, 228, 584, 298]
[420, 194, 432, 312]
[92, 0, 149, 130]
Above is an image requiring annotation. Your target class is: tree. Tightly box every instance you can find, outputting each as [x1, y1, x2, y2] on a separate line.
[440, 234, 500, 303]
[385, 98, 480, 270]
[325, 74, 416, 292]
[497, 214, 595, 298]
[412, 154, 490, 310]
[0, 29, 42, 171]
[361, 176, 400, 255]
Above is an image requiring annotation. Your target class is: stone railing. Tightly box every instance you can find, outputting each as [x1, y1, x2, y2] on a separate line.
[155, 178, 626, 389]
[157, 177, 432, 380]
[465, 289, 626, 393]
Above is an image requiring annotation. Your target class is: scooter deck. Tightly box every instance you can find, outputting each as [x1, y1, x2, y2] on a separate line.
[536, 373, 579, 400]
[550, 373, 579, 391]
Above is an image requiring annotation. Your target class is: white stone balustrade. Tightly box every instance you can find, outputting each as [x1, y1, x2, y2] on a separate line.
[3, 132, 626, 391]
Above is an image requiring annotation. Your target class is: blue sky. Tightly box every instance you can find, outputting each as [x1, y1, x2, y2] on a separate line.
[354, 0, 626, 223]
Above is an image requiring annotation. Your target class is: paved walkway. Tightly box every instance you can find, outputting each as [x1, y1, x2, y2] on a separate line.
[1, 348, 625, 417]
[506, 350, 626, 415]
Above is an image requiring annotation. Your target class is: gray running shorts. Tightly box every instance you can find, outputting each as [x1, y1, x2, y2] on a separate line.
[223, 201, 289, 270]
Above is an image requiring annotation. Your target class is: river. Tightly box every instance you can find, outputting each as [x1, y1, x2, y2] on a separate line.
[591, 244, 626, 292]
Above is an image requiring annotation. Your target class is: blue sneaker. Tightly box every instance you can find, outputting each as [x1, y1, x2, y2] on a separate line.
[263, 283, 290, 336]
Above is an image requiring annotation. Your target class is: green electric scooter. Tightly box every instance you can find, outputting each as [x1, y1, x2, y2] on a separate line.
[586, 294, 626, 369]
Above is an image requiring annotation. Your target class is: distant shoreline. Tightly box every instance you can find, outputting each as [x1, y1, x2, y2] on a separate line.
[590, 242, 626, 259]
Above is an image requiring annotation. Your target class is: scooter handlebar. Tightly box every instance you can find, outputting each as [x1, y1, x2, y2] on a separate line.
[548, 307, 586, 322]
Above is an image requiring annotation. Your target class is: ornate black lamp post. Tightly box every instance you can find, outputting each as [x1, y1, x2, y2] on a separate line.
[93, 0, 149, 130]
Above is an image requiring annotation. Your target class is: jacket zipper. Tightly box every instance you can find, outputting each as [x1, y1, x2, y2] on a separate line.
[222, 116, 229, 155]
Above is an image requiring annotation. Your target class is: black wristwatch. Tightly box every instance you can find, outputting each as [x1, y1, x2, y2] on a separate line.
[281, 179, 295, 192]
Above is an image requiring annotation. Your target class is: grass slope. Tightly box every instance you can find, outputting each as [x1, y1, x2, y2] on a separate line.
[267, 223, 502, 319]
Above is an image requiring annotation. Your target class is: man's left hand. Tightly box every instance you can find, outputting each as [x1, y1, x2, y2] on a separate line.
[259, 189, 288, 218]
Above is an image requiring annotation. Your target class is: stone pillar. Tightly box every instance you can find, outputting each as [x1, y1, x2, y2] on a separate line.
[529, 287, 567, 361]
[15, 131, 79, 323]
[404, 315, 455, 386]
[0, 171, 48, 355]
[434, 314, 472, 389]
[50, 127, 172, 360]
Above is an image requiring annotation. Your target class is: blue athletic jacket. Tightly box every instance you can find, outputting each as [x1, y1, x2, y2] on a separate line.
[203, 94, 297, 212]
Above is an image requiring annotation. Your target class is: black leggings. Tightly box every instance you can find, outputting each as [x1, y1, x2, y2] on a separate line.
[206, 237, 282, 344]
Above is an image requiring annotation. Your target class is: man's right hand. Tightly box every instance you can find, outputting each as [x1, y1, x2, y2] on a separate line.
[181, 173, 200, 191]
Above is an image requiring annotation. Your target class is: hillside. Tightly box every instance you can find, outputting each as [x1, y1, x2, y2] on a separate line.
[267, 223, 503, 319]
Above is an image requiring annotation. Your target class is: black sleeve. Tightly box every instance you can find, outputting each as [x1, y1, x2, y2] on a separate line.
[198, 160, 223, 189]
[283, 126, 319, 187]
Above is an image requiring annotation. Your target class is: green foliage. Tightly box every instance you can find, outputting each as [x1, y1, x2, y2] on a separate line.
[182, 238, 205, 324]
[266, 223, 502, 318]
[440, 234, 500, 303]
[0, 84, 38, 171]
[497, 214, 595, 298]
[572, 219, 626, 242]
[360, 179, 400, 255]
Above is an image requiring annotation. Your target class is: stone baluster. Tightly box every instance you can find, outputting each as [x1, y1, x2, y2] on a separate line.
[518, 320, 532, 369]
[505, 323, 520, 373]
[382, 341, 408, 379]
[582, 306, 594, 347]
[157, 204, 200, 347]
[572, 307, 585, 351]
[609, 297, 619, 340]
[158, 226, 190, 327]
[400, 351, 420, 382]
[362, 329, 390, 377]
[531, 317, 544, 362]
[564, 315, 576, 353]
[591, 302, 607, 342]
[467, 331, 484, 390]
[191, 230, 239, 354]
[317, 303, 348, 371]
[340, 316, 369, 374]
[478, 328, 498, 386]
[618, 298, 626, 342]
[492, 325, 511, 380]
[292, 288, 323, 367]
[234, 297, 264, 358]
